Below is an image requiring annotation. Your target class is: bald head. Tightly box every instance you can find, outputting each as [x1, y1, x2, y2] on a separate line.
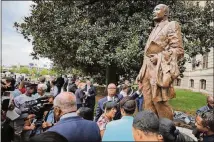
[54, 92, 77, 113]
[108, 83, 117, 88]
[107, 83, 117, 97]
[153, 4, 169, 21]
[207, 95, 214, 108]
[207, 95, 213, 101]
[157, 4, 169, 15]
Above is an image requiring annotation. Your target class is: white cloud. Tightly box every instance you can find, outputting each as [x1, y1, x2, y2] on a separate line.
[2, 1, 50, 67]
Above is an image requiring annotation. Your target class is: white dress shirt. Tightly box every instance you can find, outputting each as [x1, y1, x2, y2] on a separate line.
[107, 96, 115, 101]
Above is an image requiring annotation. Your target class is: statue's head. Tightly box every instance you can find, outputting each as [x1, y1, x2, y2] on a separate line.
[153, 4, 169, 22]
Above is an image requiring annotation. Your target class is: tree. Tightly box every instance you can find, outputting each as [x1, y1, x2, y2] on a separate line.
[40, 68, 49, 75]
[49, 69, 57, 76]
[18, 67, 30, 74]
[14, 0, 213, 84]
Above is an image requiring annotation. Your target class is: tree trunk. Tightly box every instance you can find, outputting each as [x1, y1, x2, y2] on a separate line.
[105, 64, 118, 85]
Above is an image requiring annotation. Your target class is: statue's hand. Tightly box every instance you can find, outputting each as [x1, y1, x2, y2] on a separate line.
[162, 50, 172, 61]
[136, 74, 142, 83]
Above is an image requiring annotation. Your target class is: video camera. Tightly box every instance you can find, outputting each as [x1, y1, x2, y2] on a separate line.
[24, 96, 49, 108]
[22, 96, 54, 137]
[23, 96, 53, 120]
[6, 96, 53, 121]
[23, 96, 54, 137]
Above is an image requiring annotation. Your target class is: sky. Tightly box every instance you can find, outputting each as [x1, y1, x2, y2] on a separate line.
[2, 1, 51, 68]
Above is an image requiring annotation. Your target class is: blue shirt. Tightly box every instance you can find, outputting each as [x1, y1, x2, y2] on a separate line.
[12, 89, 22, 98]
[102, 116, 134, 141]
[46, 109, 55, 124]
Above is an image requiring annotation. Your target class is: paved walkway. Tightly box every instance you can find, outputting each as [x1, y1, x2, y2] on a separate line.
[176, 126, 197, 141]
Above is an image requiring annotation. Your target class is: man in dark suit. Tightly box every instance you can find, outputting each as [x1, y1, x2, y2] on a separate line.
[68, 79, 80, 94]
[83, 80, 96, 112]
[47, 92, 101, 142]
[56, 75, 64, 94]
[95, 83, 123, 122]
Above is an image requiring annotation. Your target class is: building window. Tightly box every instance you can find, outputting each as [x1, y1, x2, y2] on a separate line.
[202, 53, 208, 69]
[200, 79, 206, 90]
[190, 79, 194, 88]
[174, 78, 181, 86]
[192, 56, 196, 70]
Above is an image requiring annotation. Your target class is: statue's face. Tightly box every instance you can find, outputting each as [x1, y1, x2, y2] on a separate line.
[153, 5, 166, 21]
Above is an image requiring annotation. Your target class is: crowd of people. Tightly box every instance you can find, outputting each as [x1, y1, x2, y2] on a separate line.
[1, 75, 214, 142]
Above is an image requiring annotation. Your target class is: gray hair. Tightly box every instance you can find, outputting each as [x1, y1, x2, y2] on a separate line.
[37, 84, 47, 91]
[54, 92, 77, 113]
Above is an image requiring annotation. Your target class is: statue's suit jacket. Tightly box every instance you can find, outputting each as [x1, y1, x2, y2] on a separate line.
[138, 19, 184, 102]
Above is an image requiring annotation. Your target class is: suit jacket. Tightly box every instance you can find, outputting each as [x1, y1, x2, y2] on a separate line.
[130, 91, 143, 100]
[48, 116, 101, 142]
[95, 94, 123, 122]
[75, 88, 84, 104]
[56, 77, 64, 87]
[83, 85, 96, 100]
[83, 85, 96, 108]
[138, 19, 184, 102]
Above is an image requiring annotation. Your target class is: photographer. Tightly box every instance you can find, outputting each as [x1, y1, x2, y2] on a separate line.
[12, 84, 37, 141]
[22, 95, 55, 141]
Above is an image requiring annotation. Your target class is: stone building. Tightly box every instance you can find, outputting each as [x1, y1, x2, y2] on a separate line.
[173, 1, 213, 95]
[174, 47, 213, 95]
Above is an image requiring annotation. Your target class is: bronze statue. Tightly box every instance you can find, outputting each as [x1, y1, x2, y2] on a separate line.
[137, 4, 184, 120]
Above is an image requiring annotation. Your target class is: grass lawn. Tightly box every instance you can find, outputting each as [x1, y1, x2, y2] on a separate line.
[169, 89, 207, 115]
[95, 89, 207, 116]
